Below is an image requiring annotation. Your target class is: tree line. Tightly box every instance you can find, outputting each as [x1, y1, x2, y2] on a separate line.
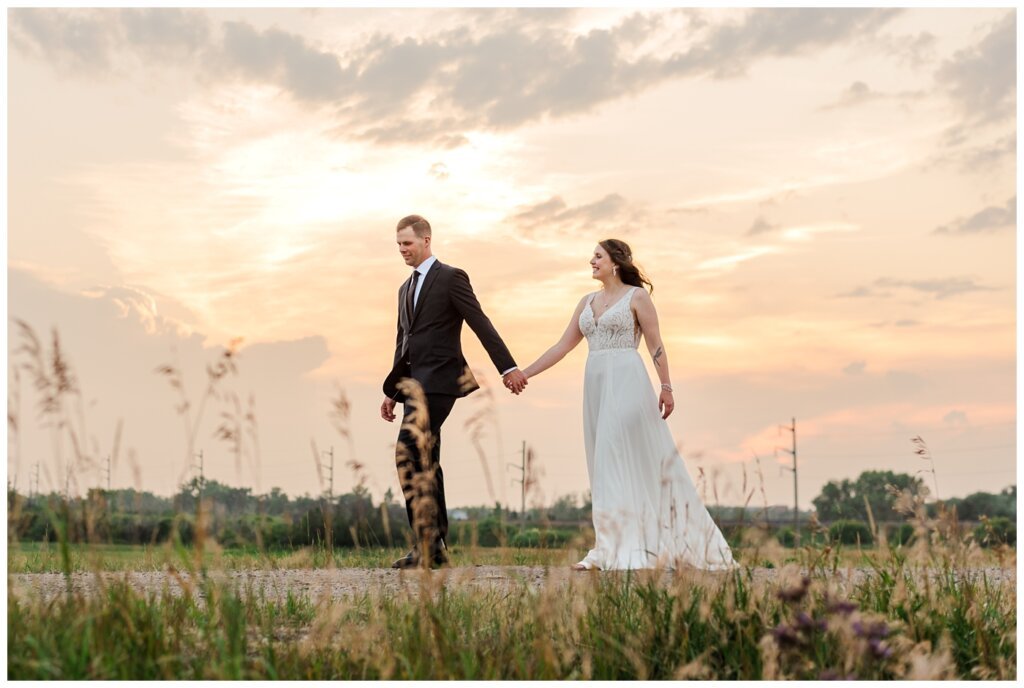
[7, 471, 1015, 549]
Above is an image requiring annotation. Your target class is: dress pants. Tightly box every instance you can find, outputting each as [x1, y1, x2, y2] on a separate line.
[395, 393, 456, 548]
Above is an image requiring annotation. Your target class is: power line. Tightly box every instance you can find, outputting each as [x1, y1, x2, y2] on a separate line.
[804, 442, 1014, 459]
[791, 420, 1015, 440]
[800, 467, 1016, 479]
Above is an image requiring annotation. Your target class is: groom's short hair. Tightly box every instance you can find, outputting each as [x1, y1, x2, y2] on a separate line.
[397, 215, 431, 238]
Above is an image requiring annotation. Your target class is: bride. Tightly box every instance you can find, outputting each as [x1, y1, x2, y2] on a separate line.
[520, 239, 736, 571]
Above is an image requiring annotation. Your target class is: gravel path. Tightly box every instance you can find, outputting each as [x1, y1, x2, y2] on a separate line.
[8, 566, 1015, 606]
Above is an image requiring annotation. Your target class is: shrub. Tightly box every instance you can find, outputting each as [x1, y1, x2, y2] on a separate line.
[447, 517, 518, 547]
[827, 520, 873, 546]
[776, 527, 796, 547]
[888, 523, 915, 546]
[510, 528, 574, 548]
[774, 527, 827, 548]
[974, 516, 1016, 547]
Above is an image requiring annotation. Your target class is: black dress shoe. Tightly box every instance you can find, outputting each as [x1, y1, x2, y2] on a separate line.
[391, 550, 419, 569]
[428, 541, 449, 568]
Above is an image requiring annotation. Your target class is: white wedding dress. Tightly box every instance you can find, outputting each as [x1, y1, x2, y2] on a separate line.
[576, 286, 736, 571]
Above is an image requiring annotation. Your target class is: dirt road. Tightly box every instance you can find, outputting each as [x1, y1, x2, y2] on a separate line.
[8, 565, 1015, 606]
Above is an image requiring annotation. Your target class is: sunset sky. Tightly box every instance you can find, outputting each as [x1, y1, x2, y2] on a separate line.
[6, 7, 1016, 510]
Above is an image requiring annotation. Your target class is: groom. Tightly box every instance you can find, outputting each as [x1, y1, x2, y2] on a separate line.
[381, 214, 527, 569]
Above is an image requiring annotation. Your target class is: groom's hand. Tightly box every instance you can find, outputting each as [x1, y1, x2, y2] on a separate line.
[503, 369, 528, 395]
[380, 396, 397, 422]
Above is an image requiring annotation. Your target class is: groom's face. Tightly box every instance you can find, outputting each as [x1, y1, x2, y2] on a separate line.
[396, 227, 431, 268]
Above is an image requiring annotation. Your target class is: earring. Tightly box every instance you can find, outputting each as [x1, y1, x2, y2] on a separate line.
[613, 266, 618, 276]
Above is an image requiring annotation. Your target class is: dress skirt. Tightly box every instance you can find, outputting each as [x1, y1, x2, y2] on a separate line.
[580, 347, 736, 570]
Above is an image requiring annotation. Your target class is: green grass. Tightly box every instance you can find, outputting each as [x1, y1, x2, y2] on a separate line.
[14, 538, 1002, 575]
[7, 529, 1017, 679]
[9, 546, 1015, 679]
[7, 541, 575, 574]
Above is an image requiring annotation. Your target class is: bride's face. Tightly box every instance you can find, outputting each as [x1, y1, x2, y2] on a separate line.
[590, 245, 614, 281]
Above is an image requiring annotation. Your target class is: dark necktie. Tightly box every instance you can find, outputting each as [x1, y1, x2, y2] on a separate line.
[405, 270, 420, 323]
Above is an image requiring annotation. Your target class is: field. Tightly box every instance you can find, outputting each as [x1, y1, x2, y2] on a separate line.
[6, 324, 1017, 679]
[7, 535, 1017, 680]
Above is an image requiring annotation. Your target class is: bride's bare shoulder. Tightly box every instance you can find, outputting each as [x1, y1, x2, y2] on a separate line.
[630, 286, 652, 303]
[576, 292, 597, 308]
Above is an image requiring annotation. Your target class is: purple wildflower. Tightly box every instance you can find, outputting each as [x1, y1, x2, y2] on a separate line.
[853, 619, 890, 640]
[826, 598, 858, 616]
[868, 637, 894, 660]
[777, 575, 812, 603]
[771, 622, 801, 648]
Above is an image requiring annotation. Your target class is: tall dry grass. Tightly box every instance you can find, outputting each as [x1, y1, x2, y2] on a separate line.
[6, 321, 1016, 679]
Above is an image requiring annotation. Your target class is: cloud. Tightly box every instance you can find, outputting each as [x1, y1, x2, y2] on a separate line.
[9, 8, 209, 74]
[118, 8, 210, 62]
[666, 205, 711, 216]
[936, 11, 1015, 126]
[836, 286, 886, 299]
[12, 8, 905, 145]
[10, 8, 118, 72]
[214, 21, 352, 102]
[744, 217, 856, 242]
[695, 246, 780, 273]
[662, 8, 901, 79]
[874, 276, 999, 300]
[843, 360, 866, 375]
[840, 277, 998, 301]
[869, 319, 921, 328]
[818, 79, 927, 112]
[778, 222, 859, 242]
[925, 131, 1016, 174]
[8, 267, 335, 496]
[78, 284, 198, 338]
[943, 409, 969, 427]
[822, 80, 880, 109]
[507, 193, 639, 239]
[868, 29, 937, 68]
[746, 215, 780, 236]
[349, 116, 473, 148]
[932, 196, 1015, 235]
[884, 369, 927, 392]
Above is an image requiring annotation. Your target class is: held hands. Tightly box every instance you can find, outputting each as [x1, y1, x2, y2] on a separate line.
[659, 389, 675, 419]
[503, 369, 528, 395]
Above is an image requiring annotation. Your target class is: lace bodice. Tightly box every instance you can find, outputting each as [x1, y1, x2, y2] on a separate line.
[579, 286, 641, 351]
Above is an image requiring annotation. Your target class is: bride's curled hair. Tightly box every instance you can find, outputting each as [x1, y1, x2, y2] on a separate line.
[600, 239, 653, 294]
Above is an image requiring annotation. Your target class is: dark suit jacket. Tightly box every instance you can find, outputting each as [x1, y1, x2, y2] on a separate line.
[383, 260, 516, 403]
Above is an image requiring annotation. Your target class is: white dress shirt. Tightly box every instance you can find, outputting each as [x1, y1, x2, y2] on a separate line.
[411, 255, 436, 309]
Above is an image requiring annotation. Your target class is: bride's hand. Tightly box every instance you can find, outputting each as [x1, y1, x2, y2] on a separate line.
[659, 390, 675, 419]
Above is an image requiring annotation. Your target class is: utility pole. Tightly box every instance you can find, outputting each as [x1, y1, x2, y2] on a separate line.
[104, 455, 112, 492]
[192, 450, 205, 501]
[508, 441, 526, 530]
[320, 446, 334, 502]
[777, 418, 799, 546]
[30, 462, 39, 499]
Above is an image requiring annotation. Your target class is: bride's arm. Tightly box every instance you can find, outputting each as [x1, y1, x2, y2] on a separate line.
[522, 296, 588, 379]
[633, 289, 676, 418]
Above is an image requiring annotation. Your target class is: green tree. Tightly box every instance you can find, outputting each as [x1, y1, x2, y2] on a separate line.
[812, 471, 923, 522]
[946, 485, 1016, 521]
